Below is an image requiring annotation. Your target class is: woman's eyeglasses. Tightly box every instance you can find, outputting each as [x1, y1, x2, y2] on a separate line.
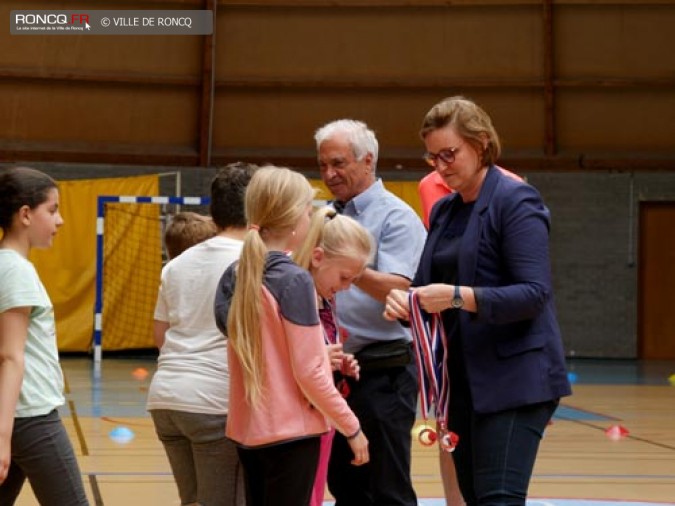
[423, 145, 462, 168]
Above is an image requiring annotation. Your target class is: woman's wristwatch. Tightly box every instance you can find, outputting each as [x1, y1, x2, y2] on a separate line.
[451, 284, 464, 309]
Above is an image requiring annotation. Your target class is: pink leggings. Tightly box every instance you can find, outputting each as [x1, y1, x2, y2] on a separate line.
[310, 428, 336, 506]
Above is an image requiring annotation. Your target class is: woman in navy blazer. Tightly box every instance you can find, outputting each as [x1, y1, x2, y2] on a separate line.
[385, 96, 571, 505]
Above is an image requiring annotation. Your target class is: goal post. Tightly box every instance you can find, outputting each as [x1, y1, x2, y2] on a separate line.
[93, 195, 210, 363]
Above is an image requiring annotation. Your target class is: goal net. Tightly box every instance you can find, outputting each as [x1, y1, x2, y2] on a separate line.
[94, 196, 210, 362]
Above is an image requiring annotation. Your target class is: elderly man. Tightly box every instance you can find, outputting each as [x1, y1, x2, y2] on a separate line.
[315, 119, 426, 505]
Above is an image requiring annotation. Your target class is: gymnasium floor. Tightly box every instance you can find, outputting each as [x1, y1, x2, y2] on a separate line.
[15, 356, 675, 505]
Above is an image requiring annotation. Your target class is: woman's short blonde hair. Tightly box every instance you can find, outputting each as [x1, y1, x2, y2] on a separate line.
[419, 96, 501, 166]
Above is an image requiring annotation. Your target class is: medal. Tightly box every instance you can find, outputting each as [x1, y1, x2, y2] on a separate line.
[412, 424, 437, 446]
[411, 422, 459, 452]
[438, 423, 459, 453]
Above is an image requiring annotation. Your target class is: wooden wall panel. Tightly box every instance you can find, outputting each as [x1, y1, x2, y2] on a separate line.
[1, 35, 202, 76]
[555, 5, 675, 79]
[212, 89, 544, 169]
[215, 6, 542, 81]
[557, 90, 675, 152]
[1, 1, 674, 169]
[0, 82, 200, 146]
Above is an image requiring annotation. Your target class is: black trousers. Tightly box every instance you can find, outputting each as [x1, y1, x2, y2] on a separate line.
[327, 362, 418, 506]
[237, 436, 320, 506]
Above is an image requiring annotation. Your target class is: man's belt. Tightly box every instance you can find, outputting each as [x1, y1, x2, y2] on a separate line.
[354, 339, 413, 371]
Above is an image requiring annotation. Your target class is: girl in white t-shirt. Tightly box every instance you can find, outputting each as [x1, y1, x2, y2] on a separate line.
[0, 166, 89, 505]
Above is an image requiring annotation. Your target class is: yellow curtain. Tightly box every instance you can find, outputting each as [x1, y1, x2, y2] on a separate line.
[30, 175, 159, 352]
[308, 178, 422, 218]
[100, 200, 162, 351]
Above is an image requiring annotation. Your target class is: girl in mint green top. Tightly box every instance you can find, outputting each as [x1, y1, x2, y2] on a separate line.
[0, 167, 88, 505]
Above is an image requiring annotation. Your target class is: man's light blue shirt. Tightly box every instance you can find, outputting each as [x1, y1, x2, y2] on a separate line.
[333, 179, 427, 353]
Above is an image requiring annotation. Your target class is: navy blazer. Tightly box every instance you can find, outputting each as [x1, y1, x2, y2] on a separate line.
[414, 166, 571, 414]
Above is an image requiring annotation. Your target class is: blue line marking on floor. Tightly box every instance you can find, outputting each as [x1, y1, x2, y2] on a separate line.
[553, 404, 615, 421]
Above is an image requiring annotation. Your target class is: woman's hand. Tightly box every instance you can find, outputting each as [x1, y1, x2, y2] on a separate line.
[383, 288, 411, 321]
[414, 284, 476, 313]
[414, 284, 454, 313]
[347, 430, 370, 466]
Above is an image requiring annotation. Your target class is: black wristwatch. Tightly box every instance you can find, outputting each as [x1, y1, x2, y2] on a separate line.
[451, 284, 464, 309]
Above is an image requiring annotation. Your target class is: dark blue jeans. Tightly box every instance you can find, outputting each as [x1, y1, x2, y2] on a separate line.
[449, 391, 558, 506]
[0, 409, 89, 505]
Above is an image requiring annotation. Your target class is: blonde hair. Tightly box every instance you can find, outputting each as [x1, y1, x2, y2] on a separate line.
[293, 207, 372, 271]
[227, 166, 316, 406]
[419, 96, 501, 166]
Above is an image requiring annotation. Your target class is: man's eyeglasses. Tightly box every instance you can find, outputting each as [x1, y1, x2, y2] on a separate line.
[423, 145, 462, 168]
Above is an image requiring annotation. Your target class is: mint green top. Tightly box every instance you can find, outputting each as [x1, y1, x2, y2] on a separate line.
[0, 249, 65, 417]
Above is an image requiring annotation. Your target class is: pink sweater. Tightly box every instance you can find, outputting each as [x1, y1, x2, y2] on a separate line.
[226, 285, 359, 447]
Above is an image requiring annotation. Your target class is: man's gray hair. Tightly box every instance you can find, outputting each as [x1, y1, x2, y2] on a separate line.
[314, 119, 379, 170]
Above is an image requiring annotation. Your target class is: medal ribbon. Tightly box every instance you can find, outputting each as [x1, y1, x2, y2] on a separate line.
[319, 297, 350, 398]
[319, 298, 339, 345]
[408, 291, 449, 426]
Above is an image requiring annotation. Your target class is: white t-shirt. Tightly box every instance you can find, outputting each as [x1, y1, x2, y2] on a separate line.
[146, 235, 243, 414]
[0, 249, 65, 417]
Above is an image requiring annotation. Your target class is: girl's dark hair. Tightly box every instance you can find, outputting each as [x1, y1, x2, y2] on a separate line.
[0, 166, 58, 230]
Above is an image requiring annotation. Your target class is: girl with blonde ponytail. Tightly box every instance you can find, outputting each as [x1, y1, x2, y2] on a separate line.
[215, 167, 369, 506]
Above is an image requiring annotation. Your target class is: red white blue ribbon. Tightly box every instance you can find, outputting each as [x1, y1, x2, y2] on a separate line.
[409, 291, 448, 423]
[409, 291, 458, 451]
